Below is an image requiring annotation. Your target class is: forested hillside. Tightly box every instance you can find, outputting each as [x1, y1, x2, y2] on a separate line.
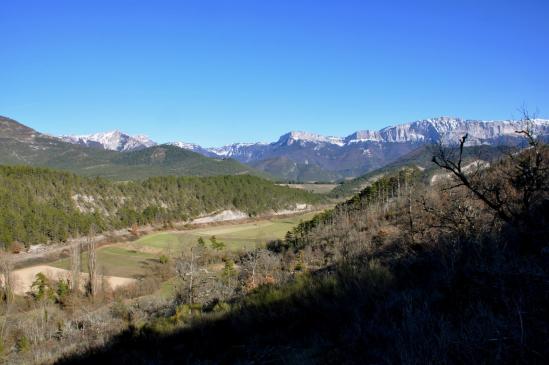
[0, 116, 265, 180]
[0, 165, 322, 249]
[55, 133, 549, 364]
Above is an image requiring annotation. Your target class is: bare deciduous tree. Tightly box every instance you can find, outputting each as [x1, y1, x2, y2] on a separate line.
[241, 249, 283, 289]
[70, 242, 81, 292]
[176, 246, 201, 305]
[0, 253, 13, 353]
[432, 109, 548, 248]
[0, 253, 13, 305]
[406, 171, 415, 245]
[87, 225, 98, 299]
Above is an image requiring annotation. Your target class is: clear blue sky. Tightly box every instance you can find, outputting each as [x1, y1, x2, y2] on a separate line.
[1, 0, 548, 146]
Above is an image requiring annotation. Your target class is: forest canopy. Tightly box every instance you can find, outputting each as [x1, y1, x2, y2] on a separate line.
[0, 165, 323, 249]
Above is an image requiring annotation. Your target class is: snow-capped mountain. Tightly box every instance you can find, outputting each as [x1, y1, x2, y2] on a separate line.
[275, 131, 345, 147]
[168, 141, 202, 151]
[206, 143, 269, 162]
[193, 117, 549, 180]
[167, 141, 219, 158]
[60, 117, 549, 181]
[346, 117, 549, 145]
[61, 130, 156, 152]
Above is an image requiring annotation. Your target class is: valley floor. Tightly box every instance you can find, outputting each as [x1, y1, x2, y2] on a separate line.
[8, 206, 326, 269]
[6, 210, 322, 298]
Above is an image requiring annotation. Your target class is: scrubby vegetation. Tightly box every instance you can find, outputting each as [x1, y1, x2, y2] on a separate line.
[0, 167, 322, 249]
[329, 144, 513, 199]
[1, 129, 547, 364]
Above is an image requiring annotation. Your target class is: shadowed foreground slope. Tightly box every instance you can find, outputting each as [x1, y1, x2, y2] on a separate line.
[57, 144, 549, 365]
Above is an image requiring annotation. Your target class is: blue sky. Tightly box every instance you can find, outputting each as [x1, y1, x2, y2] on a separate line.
[1, 0, 548, 146]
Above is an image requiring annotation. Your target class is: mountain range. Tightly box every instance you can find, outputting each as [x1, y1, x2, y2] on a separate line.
[0, 116, 263, 180]
[60, 116, 549, 181]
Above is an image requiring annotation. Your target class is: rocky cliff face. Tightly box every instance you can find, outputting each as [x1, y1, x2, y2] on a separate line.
[344, 117, 549, 145]
[60, 117, 549, 181]
[192, 117, 549, 180]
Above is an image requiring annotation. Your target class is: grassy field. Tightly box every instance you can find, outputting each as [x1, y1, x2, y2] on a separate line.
[277, 183, 339, 194]
[50, 247, 158, 278]
[136, 212, 318, 252]
[48, 212, 318, 279]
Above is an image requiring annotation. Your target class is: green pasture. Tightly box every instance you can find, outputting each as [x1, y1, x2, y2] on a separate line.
[47, 212, 319, 279]
[50, 246, 157, 278]
[136, 212, 318, 252]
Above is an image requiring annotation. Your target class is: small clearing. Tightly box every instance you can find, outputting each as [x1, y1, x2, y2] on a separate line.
[136, 211, 318, 252]
[7, 265, 136, 296]
[277, 183, 338, 194]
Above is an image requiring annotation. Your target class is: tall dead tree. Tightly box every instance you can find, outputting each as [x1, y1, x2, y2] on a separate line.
[432, 134, 506, 216]
[432, 109, 548, 249]
[176, 246, 201, 306]
[187, 247, 195, 305]
[406, 171, 415, 244]
[433, 133, 546, 226]
[241, 249, 259, 291]
[0, 253, 12, 304]
[87, 225, 98, 298]
[70, 242, 81, 292]
[0, 253, 13, 349]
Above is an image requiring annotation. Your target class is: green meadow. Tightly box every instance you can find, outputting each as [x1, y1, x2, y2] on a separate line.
[48, 212, 318, 279]
[278, 183, 339, 194]
[136, 212, 318, 252]
[50, 246, 157, 278]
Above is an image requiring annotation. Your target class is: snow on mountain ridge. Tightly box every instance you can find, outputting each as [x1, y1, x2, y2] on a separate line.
[206, 142, 269, 162]
[168, 141, 202, 150]
[276, 131, 345, 146]
[347, 117, 549, 145]
[61, 130, 156, 152]
[61, 117, 549, 157]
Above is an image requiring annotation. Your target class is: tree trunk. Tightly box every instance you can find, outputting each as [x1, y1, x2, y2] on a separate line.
[70, 242, 81, 292]
[408, 183, 414, 245]
[87, 226, 98, 299]
[188, 247, 195, 306]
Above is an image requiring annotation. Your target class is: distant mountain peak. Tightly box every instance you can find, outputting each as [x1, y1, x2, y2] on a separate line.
[169, 141, 201, 150]
[61, 130, 156, 152]
[53, 116, 549, 182]
[277, 131, 345, 146]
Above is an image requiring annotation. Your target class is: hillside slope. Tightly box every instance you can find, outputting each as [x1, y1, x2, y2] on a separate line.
[0, 116, 265, 180]
[0, 165, 322, 248]
[55, 143, 549, 365]
[330, 144, 512, 198]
